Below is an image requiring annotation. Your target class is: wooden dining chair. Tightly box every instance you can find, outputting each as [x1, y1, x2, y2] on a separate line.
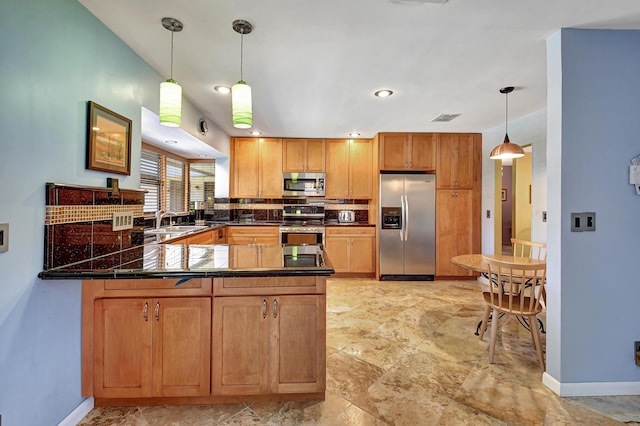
[511, 238, 547, 261]
[481, 257, 547, 371]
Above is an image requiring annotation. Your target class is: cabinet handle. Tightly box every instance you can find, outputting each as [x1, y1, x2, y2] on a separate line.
[273, 299, 278, 318]
[155, 301, 160, 321]
[262, 299, 267, 319]
[143, 302, 148, 321]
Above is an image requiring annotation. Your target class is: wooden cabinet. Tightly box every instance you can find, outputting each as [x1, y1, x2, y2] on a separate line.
[213, 226, 226, 244]
[212, 294, 325, 396]
[232, 138, 283, 198]
[435, 190, 476, 276]
[379, 133, 437, 171]
[226, 226, 280, 244]
[283, 139, 325, 172]
[229, 244, 284, 269]
[325, 139, 373, 199]
[93, 296, 211, 398]
[436, 133, 480, 189]
[325, 227, 375, 274]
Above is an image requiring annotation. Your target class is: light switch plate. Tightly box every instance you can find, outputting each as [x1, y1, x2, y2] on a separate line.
[112, 212, 134, 231]
[584, 212, 596, 231]
[0, 223, 7, 252]
[571, 213, 584, 232]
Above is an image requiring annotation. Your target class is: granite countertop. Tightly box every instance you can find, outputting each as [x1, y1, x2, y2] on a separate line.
[38, 244, 334, 280]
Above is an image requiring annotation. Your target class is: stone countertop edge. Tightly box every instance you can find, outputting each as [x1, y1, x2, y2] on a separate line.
[38, 268, 335, 280]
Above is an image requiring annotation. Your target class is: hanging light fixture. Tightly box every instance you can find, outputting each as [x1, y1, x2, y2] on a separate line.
[159, 17, 183, 127]
[232, 19, 253, 129]
[489, 86, 525, 160]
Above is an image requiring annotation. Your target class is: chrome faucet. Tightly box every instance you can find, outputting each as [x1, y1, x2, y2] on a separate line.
[155, 210, 177, 229]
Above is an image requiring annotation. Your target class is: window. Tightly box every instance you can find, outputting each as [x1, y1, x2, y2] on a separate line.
[189, 162, 216, 212]
[141, 149, 161, 213]
[141, 144, 215, 215]
[165, 157, 186, 212]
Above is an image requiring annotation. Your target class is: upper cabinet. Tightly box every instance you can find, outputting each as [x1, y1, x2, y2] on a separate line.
[231, 138, 283, 198]
[379, 133, 437, 171]
[436, 133, 481, 189]
[282, 139, 325, 172]
[325, 139, 373, 199]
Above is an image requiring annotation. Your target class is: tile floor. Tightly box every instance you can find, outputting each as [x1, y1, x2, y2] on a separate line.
[78, 278, 640, 425]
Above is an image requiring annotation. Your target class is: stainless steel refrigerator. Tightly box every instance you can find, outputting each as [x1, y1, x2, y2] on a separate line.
[379, 173, 436, 280]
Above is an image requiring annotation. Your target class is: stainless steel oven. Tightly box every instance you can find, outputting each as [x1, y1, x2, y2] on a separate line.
[279, 224, 325, 245]
[279, 203, 325, 244]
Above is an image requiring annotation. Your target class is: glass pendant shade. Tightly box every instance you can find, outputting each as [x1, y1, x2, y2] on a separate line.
[232, 80, 252, 129]
[159, 79, 182, 127]
[489, 134, 525, 160]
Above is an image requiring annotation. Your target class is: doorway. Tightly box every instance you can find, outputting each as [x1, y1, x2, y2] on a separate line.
[495, 147, 532, 255]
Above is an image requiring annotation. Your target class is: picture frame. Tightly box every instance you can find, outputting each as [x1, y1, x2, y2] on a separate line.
[501, 188, 508, 201]
[86, 101, 132, 175]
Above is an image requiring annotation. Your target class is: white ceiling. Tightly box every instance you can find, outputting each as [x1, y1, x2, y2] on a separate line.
[80, 0, 640, 157]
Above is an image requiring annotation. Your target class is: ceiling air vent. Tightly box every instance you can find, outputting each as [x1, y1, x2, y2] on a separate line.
[431, 114, 461, 122]
[389, 0, 449, 4]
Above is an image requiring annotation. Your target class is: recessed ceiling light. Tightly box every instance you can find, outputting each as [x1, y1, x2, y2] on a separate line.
[164, 139, 178, 144]
[250, 131, 262, 136]
[214, 85, 231, 94]
[349, 131, 361, 137]
[374, 89, 394, 98]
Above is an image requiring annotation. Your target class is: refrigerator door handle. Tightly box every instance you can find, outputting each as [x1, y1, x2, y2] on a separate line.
[400, 196, 405, 241]
[404, 194, 409, 241]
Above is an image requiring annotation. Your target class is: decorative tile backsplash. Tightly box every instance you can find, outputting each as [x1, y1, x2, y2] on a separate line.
[43, 182, 145, 270]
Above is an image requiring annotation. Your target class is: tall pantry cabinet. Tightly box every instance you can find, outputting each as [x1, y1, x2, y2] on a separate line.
[435, 133, 482, 277]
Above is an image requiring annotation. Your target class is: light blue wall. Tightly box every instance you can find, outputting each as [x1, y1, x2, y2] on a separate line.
[546, 29, 640, 386]
[0, 0, 223, 424]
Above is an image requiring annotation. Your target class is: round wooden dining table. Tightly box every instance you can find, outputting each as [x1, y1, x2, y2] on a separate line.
[450, 253, 546, 274]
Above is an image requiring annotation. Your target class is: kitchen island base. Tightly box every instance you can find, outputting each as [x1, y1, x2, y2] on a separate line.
[81, 273, 327, 406]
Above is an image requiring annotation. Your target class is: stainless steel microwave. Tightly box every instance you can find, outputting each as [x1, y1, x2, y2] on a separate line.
[282, 172, 325, 197]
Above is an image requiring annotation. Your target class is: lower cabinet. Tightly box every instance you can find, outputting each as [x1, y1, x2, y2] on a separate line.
[226, 226, 280, 244]
[93, 297, 211, 398]
[212, 294, 326, 396]
[325, 227, 375, 273]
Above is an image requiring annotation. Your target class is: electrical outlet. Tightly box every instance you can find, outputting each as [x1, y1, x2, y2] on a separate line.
[112, 211, 134, 231]
[635, 341, 640, 366]
[542, 211, 547, 222]
[486, 210, 491, 219]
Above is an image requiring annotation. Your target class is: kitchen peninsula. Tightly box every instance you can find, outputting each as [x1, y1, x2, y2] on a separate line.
[39, 243, 333, 406]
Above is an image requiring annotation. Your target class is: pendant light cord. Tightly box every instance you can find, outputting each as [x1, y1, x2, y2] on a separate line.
[239, 32, 244, 81]
[505, 90, 508, 135]
[170, 30, 174, 80]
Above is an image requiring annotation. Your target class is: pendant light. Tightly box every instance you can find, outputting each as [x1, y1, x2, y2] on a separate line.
[489, 86, 525, 160]
[159, 17, 183, 127]
[232, 20, 253, 129]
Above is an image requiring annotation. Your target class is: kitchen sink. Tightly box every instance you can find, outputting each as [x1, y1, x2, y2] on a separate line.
[145, 225, 207, 234]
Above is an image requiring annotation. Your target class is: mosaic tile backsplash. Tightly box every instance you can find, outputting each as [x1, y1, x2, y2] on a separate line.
[44, 183, 145, 270]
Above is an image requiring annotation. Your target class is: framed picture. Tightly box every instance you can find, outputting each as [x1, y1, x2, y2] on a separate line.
[501, 188, 508, 201]
[86, 101, 132, 175]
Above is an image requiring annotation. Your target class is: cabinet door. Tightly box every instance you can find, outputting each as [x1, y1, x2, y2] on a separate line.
[325, 140, 350, 198]
[282, 139, 306, 172]
[259, 138, 283, 198]
[349, 236, 375, 273]
[152, 298, 211, 397]
[436, 190, 474, 276]
[305, 139, 325, 172]
[271, 295, 326, 393]
[94, 298, 152, 398]
[437, 134, 475, 189]
[233, 138, 260, 197]
[186, 230, 214, 244]
[410, 133, 437, 170]
[213, 296, 269, 395]
[324, 236, 349, 273]
[379, 133, 409, 170]
[349, 139, 373, 199]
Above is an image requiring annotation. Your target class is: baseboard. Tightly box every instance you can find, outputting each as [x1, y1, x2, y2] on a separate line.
[58, 397, 94, 426]
[543, 373, 640, 396]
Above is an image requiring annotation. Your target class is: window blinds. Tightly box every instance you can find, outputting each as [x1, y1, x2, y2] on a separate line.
[141, 149, 161, 213]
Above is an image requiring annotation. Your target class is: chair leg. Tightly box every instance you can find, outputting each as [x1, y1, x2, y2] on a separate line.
[530, 314, 545, 371]
[489, 308, 499, 364]
[479, 305, 491, 340]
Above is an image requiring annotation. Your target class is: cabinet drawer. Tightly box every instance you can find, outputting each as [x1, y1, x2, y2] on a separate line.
[226, 226, 279, 237]
[213, 276, 326, 296]
[325, 226, 375, 237]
